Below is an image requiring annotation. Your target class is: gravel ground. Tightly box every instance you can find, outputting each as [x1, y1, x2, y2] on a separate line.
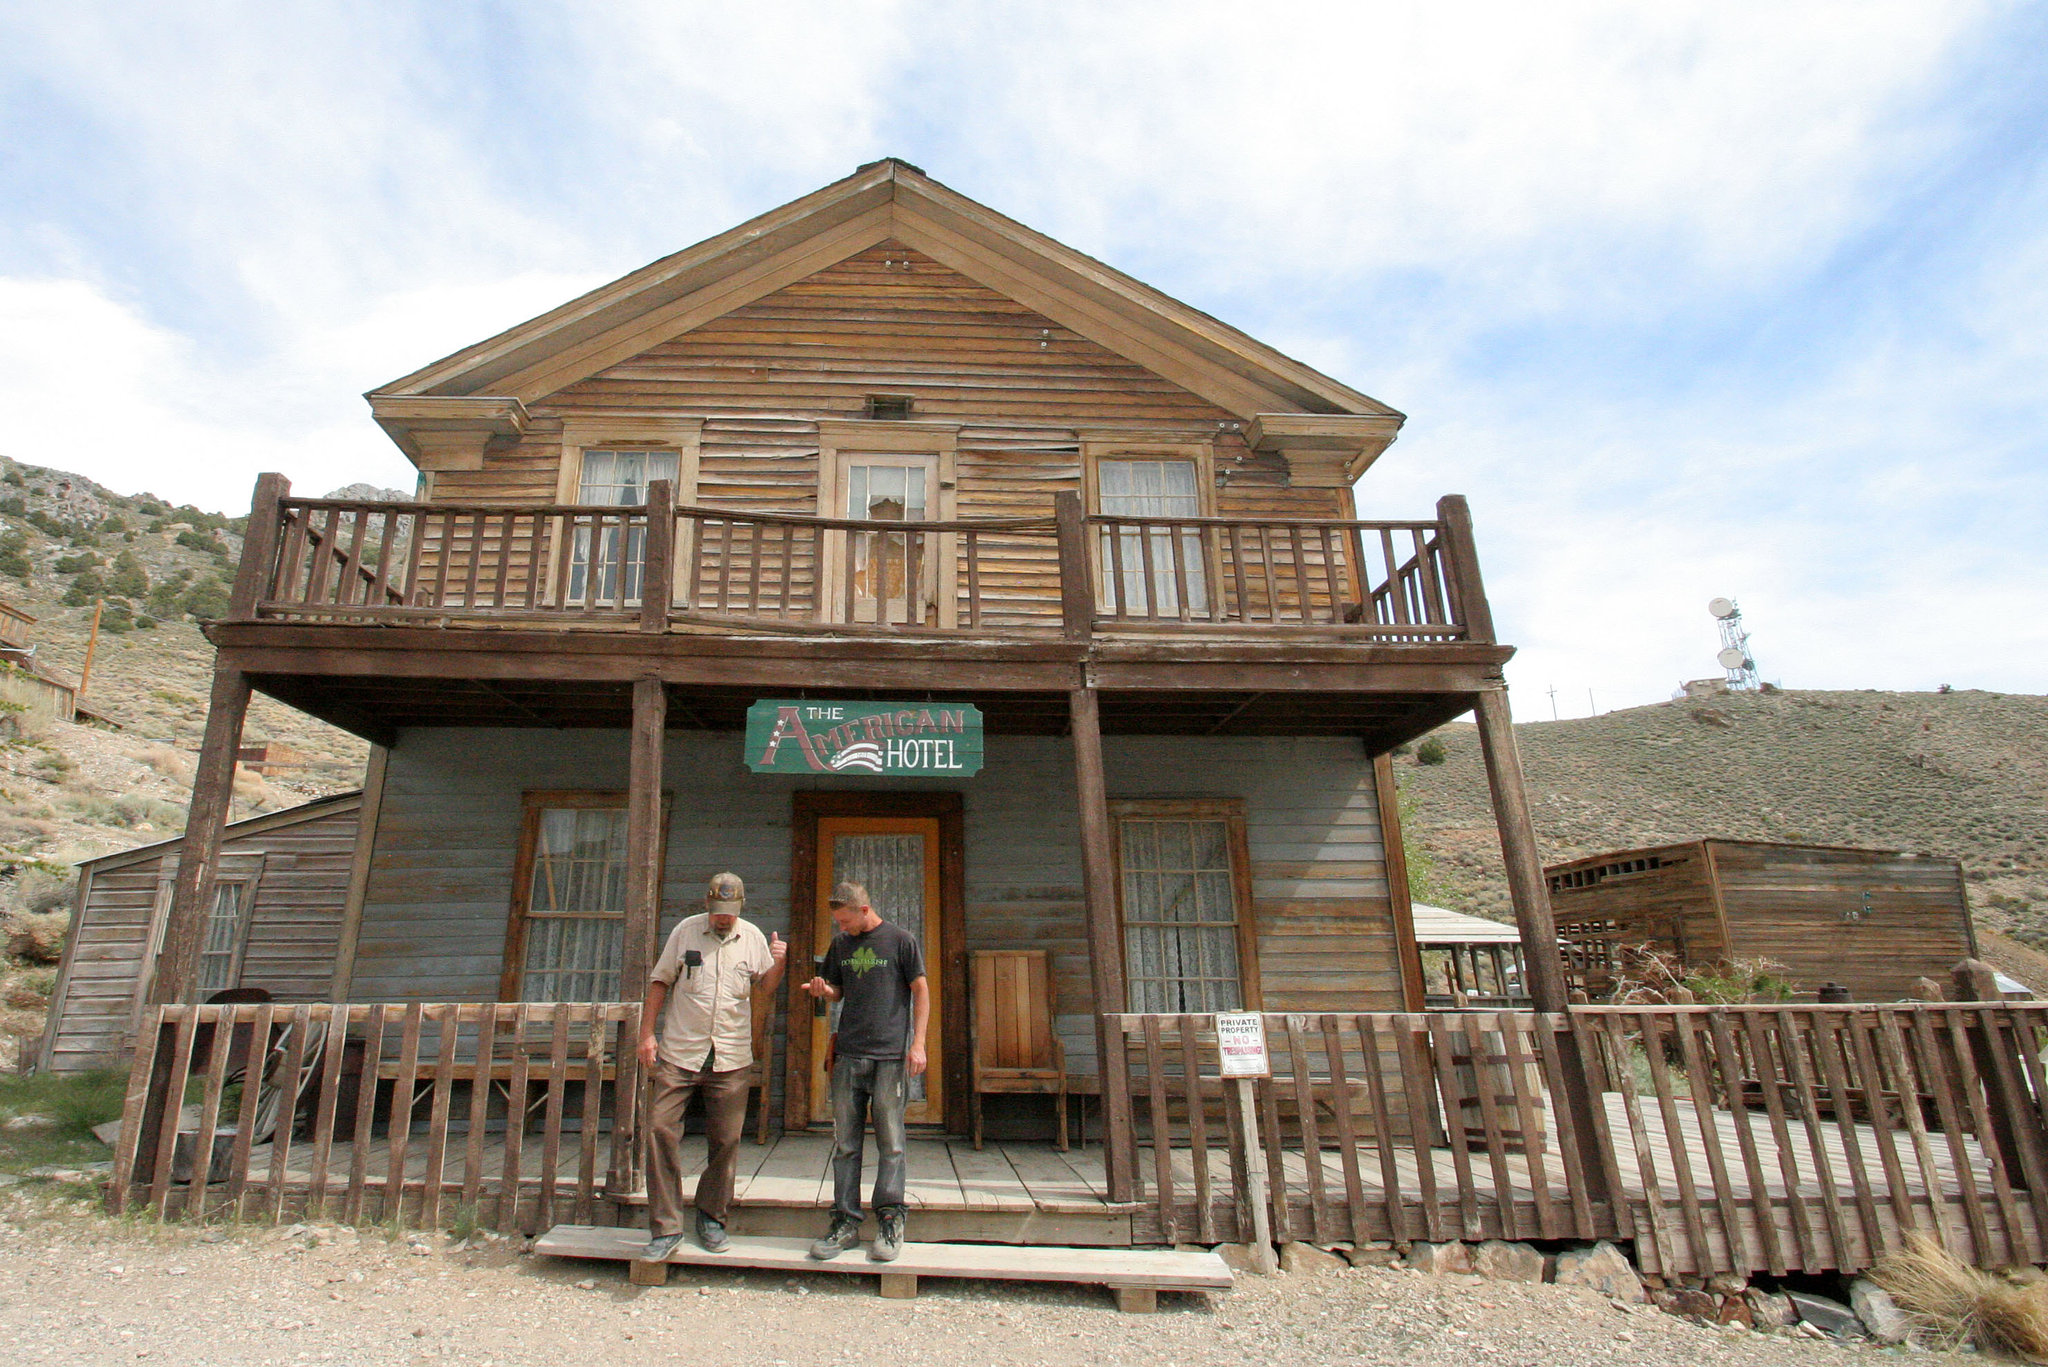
[0, 1192, 1978, 1367]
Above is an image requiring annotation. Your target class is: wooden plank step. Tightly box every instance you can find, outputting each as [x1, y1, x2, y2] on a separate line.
[533, 1225, 1231, 1295]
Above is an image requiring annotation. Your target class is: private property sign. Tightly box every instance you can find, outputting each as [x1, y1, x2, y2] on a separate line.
[744, 700, 985, 776]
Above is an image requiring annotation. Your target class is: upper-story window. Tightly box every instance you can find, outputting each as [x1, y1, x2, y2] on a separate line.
[1097, 458, 1208, 615]
[569, 448, 681, 602]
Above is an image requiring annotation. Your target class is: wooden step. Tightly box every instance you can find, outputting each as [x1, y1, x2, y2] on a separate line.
[532, 1224, 1230, 1310]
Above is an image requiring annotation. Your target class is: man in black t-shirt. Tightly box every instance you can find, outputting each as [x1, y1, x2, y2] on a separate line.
[801, 880, 929, 1263]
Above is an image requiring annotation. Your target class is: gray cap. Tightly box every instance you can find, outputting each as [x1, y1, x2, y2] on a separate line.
[707, 872, 746, 906]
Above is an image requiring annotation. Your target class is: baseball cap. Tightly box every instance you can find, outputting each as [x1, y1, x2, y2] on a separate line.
[827, 881, 868, 908]
[707, 872, 746, 906]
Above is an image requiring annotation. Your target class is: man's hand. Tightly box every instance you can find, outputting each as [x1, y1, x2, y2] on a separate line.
[802, 976, 834, 999]
[637, 1034, 658, 1068]
[769, 931, 787, 968]
[907, 1042, 928, 1078]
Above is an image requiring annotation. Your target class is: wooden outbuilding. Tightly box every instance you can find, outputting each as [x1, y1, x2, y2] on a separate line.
[38, 792, 363, 1073]
[1546, 839, 1976, 1001]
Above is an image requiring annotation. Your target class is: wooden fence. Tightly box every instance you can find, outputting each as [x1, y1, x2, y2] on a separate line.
[109, 1002, 644, 1232]
[1105, 1004, 2048, 1274]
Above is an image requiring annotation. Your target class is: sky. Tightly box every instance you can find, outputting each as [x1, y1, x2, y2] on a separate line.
[0, 1, 2043, 714]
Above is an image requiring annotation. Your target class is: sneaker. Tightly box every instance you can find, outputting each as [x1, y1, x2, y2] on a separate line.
[869, 1209, 905, 1263]
[642, 1232, 684, 1260]
[808, 1215, 862, 1261]
[695, 1210, 729, 1253]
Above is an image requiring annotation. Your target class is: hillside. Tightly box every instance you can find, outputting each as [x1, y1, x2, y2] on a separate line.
[1397, 687, 2048, 958]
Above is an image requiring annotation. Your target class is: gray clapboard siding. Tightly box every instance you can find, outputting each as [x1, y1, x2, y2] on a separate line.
[353, 730, 1404, 1069]
[39, 793, 362, 1074]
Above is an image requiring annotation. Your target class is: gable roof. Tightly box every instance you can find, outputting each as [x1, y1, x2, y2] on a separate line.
[75, 790, 363, 875]
[370, 159, 1403, 444]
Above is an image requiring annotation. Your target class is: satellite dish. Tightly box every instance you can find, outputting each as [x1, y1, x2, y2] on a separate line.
[1717, 647, 1747, 670]
[1708, 597, 1737, 620]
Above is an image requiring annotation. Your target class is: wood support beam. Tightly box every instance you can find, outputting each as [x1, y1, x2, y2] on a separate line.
[152, 665, 252, 1004]
[1055, 491, 1092, 643]
[622, 678, 667, 998]
[640, 479, 674, 635]
[228, 473, 289, 621]
[1472, 685, 1564, 1012]
[329, 743, 390, 1001]
[1070, 684, 1132, 1201]
[1435, 495, 1495, 645]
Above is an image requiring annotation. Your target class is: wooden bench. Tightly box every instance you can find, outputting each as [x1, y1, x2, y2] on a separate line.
[532, 1225, 1230, 1311]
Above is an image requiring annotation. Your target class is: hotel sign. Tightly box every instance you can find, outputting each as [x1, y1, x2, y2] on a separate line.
[744, 700, 984, 776]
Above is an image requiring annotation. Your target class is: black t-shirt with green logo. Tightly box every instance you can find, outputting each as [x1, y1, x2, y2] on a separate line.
[823, 920, 926, 1061]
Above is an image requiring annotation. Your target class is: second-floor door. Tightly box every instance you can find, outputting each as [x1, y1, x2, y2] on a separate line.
[822, 454, 953, 627]
[566, 448, 681, 606]
[1097, 457, 1210, 618]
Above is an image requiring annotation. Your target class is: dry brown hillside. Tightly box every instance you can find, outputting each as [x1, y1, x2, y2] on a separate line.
[1396, 687, 2048, 955]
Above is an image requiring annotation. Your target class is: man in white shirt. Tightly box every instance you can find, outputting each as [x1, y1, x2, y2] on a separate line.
[638, 872, 785, 1256]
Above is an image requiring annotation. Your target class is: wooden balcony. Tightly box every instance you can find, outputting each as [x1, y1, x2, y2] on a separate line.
[238, 477, 1488, 644]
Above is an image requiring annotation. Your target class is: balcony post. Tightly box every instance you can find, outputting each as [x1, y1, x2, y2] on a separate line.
[640, 479, 673, 634]
[151, 663, 252, 1004]
[1435, 495, 1495, 644]
[227, 473, 291, 621]
[622, 677, 667, 999]
[1055, 491, 1093, 642]
[1069, 683, 1132, 1198]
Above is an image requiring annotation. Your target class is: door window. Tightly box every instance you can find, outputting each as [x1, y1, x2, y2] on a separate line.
[196, 879, 254, 995]
[842, 459, 934, 623]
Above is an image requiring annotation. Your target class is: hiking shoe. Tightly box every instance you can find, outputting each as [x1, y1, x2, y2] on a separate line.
[869, 1209, 905, 1263]
[695, 1210, 729, 1253]
[642, 1232, 684, 1260]
[808, 1215, 862, 1260]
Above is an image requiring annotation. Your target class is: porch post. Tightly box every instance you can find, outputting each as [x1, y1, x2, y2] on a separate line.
[622, 677, 667, 999]
[151, 663, 252, 1004]
[1070, 684, 1133, 1199]
[1472, 684, 1567, 1012]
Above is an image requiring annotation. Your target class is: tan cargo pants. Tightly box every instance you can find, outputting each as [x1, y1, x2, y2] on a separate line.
[645, 1059, 752, 1236]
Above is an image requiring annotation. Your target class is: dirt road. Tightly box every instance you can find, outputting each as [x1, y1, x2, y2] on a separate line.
[0, 1192, 1962, 1367]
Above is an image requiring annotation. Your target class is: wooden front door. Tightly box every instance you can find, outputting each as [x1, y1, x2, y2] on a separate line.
[808, 814, 945, 1126]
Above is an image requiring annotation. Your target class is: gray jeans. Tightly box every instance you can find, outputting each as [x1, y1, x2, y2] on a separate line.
[830, 1055, 907, 1222]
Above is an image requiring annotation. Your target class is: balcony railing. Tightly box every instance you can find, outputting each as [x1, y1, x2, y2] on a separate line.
[236, 476, 1492, 643]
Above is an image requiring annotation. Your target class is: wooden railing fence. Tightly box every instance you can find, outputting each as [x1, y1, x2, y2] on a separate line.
[1088, 517, 1463, 637]
[1106, 1004, 2048, 1275]
[109, 1003, 644, 1232]
[264, 498, 655, 619]
[242, 481, 1487, 641]
[676, 506, 1062, 631]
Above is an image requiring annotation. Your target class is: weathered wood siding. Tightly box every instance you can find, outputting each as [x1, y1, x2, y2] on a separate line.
[39, 797, 361, 1073]
[428, 243, 1353, 523]
[1548, 840, 1975, 1001]
[353, 728, 1398, 1077]
[1710, 842, 1973, 1000]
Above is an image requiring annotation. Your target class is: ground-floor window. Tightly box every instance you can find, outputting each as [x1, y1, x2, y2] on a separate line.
[505, 792, 647, 1002]
[1112, 799, 1258, 1013]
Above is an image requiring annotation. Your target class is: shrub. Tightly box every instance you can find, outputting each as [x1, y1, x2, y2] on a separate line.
[3, 910, 69, 964]
[99, 515, 127, 535]
[99, 601, 133, 634]
[175, 528, 227, 558]
[180, 574, 231, 620]
[60, 569, 104, 606]
[52, 551, 99, 574]
[107, 550, 148, 598]
[1415, 737, 1447, 765]
[0, 531, 29, 581]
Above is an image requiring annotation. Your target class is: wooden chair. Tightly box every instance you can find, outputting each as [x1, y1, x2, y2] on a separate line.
[969, 950, 1067, 1151]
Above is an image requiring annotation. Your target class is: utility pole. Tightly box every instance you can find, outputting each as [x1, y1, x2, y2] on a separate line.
[79, 599, 104, 697]
[1546, 684, 1558, 721]
[1587, 688, 1596, 717]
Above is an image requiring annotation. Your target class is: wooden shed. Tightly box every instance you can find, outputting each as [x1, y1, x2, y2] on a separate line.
[38, 791, 363, 1073]
[1546, 839, 1976, 1002]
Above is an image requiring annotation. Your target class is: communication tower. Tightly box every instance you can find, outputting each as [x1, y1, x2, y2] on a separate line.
[1707, 598, 1760, 690]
